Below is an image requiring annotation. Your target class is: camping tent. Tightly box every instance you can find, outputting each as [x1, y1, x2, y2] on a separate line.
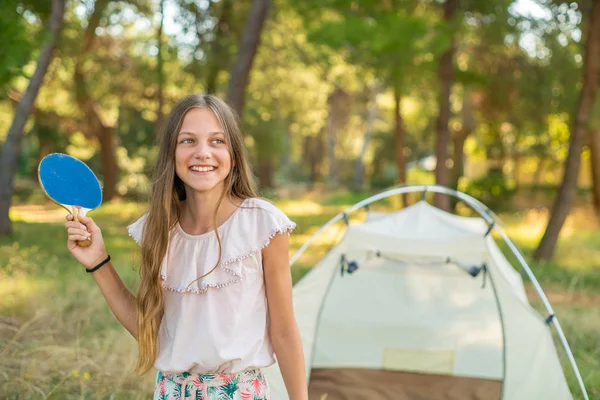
[262, 186, 588, 400]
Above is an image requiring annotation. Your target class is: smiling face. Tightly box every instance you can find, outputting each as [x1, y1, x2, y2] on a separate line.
[174, 107, 233, 197]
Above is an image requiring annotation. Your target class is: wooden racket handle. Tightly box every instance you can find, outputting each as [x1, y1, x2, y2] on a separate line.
[73, 206, 92, 247]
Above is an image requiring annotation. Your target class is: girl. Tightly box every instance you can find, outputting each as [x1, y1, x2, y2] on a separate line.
[65, 94, 308, 399]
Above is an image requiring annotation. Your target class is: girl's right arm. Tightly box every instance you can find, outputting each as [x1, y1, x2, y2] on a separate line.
[66, 214, 138, 339]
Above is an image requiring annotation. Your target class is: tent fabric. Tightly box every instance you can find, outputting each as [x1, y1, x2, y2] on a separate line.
[308, 368, 502, 400]
[345, 202, 489, 257]
[311, 260, 503, 380]
[262, 201, 574, 400]
[483, 239, 573, 400]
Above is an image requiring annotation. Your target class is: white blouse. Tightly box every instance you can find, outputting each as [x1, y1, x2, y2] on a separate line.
[127, 197, 296, 374]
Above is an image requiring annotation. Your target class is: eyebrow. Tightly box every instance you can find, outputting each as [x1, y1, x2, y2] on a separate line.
[178, 130, 225, 136]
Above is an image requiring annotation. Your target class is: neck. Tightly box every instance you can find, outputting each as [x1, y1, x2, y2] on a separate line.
[180, 187, 240, 235]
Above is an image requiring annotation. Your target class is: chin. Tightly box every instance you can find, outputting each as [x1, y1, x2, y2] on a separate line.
[185, 181, 226, 195]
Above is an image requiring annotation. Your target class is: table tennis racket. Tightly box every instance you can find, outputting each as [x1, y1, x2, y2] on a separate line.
[38, 153, 103, 247]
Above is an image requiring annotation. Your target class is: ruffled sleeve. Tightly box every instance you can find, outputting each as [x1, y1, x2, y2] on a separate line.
[127, 213, 148, 246]
[219, 198, 296, 266]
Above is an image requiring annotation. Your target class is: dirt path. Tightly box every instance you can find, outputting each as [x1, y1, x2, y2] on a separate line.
[10, 204, 70, 223]
[526, 285, 600, 306]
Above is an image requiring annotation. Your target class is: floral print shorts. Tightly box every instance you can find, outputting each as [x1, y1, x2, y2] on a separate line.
[154, 368, 270, 400]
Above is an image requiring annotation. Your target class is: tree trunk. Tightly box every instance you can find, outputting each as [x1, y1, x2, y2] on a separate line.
[589, 91, 600, 216]
[74, 70, 119, 200]
[393, 86, 409, 205]
[281, 119, 291, 173]
[394, 86, 406, 186]
[256, 158, 274, 189]
[74, 0, 119, 200]
[532, 156, 547, 188]
[30, 121, 57, 182]
[511, 129, 523, 189]
[449, 89, 475, 210]
[156, 0, 165, 134]
[534, 1, 600, 260]
[226, 0, 271, 118]
[206, 0, 232, 94]
[589, 128, 600, 217]
[532, 134, 550, 190]
[97, 123, 119, 199]
[450, 89, 476, 190]
[325, 87, 348, 188]
[353, 90, 379, 189]
[0, 0, 66, 236]
[327, 101, 337, 187]
[450, 134, 466, 181]
[304, 134, 324, 189]
[433, 0, 458, 211]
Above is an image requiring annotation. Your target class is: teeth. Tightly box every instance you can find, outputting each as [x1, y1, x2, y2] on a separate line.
[190, 166, 215, 172]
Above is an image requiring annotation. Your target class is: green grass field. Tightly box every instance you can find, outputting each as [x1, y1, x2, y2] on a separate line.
[0, 192, 598, 399]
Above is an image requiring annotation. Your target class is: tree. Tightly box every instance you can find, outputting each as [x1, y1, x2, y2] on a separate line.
[226, 0, 271, 118]
[175, 0, 242, 94]
[589, 123, 600, 219]
[433, 0, 458, 211]
[589, 96, 600, 217]
[0, 0, 36, 91]
[0, 0, 66, 236]
[205, 0, 233, 94]
[72, 0, 120, 201]
[242, 5, 331, 189]
[590, 130, 600, 216]
[449, 88, 476, 201]
[289, 0, 435, 188]
[353, 83, 382, 189]
[155, 0, 165, 133]
[534, 0, 600, 260]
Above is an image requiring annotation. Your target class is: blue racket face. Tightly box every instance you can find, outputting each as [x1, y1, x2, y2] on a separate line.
[39, 153, 102, 210]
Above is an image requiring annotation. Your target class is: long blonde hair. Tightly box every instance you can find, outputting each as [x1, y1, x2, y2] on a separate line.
[135, 94, 257, 375]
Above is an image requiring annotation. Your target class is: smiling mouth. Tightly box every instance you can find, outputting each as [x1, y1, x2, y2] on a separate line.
[189, 166, 216, 172]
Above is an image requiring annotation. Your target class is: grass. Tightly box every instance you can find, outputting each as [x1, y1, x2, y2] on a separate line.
[1, 201, 148, 399]
[0, 192, 599, 399]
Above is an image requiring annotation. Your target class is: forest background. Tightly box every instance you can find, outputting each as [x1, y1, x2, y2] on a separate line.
[1, 0, 599, 398]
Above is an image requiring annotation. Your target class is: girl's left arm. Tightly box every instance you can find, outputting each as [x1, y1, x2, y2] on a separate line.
[263, 232, 308, 400]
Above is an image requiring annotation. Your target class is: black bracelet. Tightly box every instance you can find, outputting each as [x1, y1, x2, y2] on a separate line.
[86, 255, 111, 273]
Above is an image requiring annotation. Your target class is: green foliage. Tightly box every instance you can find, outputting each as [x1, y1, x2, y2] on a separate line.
[0, 0, 584, 198]
[0, 0, 597, 254]
[117, 106, 156, 152]
[464, 171, 515, 211]
[1, 0, 599, 395]
[0, 1, 36, 90]
[175, 0, 248, 90]
[293, 0, 440, 90]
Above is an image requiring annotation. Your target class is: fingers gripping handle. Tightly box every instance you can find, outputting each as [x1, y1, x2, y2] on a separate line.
[73, 206, 92, 247]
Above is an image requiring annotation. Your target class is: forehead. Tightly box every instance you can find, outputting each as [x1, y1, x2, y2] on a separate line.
[179, 107, 224, 134]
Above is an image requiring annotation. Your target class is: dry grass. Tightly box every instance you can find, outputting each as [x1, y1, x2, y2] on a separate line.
[0, 193, 598, 399]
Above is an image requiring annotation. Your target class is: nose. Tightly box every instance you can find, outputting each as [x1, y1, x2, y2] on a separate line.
[193, 141, 211, 160]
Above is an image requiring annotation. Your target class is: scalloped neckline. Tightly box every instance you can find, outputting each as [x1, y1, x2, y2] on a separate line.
[175, 198, 249, 240]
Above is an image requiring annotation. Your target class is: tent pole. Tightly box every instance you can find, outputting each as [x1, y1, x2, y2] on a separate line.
[291, 185, 495, 265]
[494, 226, 589, 400]
[290, 213, 346, 266]
[431, 185, 588, 400]
[289, 184, 589, 399]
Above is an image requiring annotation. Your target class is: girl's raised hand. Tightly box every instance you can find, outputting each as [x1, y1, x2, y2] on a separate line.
[65, 214, 108, 270]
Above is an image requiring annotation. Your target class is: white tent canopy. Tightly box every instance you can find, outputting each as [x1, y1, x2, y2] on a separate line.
[345, 201, 489, 257]
[263, 186, 587, 400]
